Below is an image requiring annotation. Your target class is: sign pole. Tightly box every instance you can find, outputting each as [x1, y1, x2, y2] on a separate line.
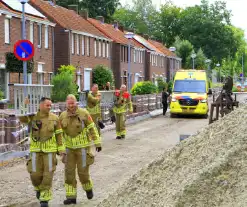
[21, 1, 27, 97]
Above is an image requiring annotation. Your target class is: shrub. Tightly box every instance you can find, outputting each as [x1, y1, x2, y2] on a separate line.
[157, 77, 168, 93]
[58, 65, 76, 75]
[92, 65, 114, 90]
[131, 81, 158, 96]
[51, 71, 78, 102]
[0, 90, 4, 100]
[232, 86, 238, 92]
[168, 80, 173, 94]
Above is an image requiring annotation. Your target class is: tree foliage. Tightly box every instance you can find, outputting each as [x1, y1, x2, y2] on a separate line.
[56, 0, 120, 22]
[51, 65, 78, 102]
[92, 65, 114, 90]
[114, 0, 247, 74]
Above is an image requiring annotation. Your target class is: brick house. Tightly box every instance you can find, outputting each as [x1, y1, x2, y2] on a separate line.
[131, 34, 170, 85]
[0, 0, 55, 102]
[30, 0, 112, 91]
[87, 17, 146, 89]
[148, 39, 182, 81]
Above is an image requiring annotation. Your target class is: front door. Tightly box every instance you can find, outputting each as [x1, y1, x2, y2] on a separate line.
[84, 68, 92, 91]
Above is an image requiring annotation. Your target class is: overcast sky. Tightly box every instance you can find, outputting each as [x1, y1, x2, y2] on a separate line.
[120, 0, 247, 38]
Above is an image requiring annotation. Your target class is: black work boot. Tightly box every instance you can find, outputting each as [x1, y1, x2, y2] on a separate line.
[86, 189, 94, 199]
[64, 198, 77, 205]
[121, 135, 125, 139]
[116, 136, 121, 139]
[36, 191, 40, 199]
[40, 201, 48, 207]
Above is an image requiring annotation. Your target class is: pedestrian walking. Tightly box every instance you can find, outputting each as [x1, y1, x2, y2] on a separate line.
[19, 97, 66, 207]
[162, 87, 169, 116]
[112, 84, 133, 139]
[59, 94, 102, 205]
[86, 84, 104, 135]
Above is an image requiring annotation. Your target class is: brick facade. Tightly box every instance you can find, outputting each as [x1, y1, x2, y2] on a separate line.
[0, 3, 54, 102]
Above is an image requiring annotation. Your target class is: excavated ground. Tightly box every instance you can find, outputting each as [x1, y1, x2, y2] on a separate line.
[98, 104, 247, 207]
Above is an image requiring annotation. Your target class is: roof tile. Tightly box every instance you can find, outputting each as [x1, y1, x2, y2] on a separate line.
[29, 0, 107, 38]
[88, 18, 142, 47]
[148, 39, 177, 57]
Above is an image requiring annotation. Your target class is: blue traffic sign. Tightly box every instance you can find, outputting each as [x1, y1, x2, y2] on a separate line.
[14, 40, 34, 61]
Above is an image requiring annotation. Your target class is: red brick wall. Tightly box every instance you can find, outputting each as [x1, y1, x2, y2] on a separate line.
[149, 54, 167, 83]
[69, 32, 111, 90]
[0, 14, 53, 102]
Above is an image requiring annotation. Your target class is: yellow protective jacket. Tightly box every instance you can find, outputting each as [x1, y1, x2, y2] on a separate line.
[59, 107, 101, 149]
[86, 91, 101, 115]
[19, 111, 65, 153]
[113, 90, 133, 114]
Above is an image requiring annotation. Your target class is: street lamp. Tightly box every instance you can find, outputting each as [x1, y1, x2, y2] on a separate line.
[124, 32, 135, 92]
[19, 0, 29, 88]
[191, 53, 196, 69]
[169, 47, 176, 80]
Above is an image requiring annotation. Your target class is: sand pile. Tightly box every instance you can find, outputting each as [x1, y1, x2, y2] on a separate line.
[98, 104, 247, 207]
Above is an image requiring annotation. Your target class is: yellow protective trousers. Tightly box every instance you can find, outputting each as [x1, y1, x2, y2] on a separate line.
[65, 147, 94, 199]
[91, 113, 101, 136]
[26, 152, 57, 202]
[115, 113, 126, 136]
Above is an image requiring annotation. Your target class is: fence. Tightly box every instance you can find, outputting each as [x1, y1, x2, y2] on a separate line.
[11, 84, 53, 116]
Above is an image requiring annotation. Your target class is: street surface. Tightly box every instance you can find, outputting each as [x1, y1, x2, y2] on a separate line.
[0, 93, 246, 207]
[0, 115, 208, 207]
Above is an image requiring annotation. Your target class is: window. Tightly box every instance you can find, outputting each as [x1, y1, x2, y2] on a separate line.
[45, 25, 49, 48]
[4, 18, 10, 44]
[103, 41, 106, 57]
[48, 73, 53, 85]
[81, 35, 85, 55]
[27, 73, 32, 84]
[86, 37, 90, 56]
[94, 39, 97, 57]
[98, 40, 101, 57]
[76, 34, 79, 55]
[134, 49, 136, 63]
[38, 24, 42, 48]
[30, 22, 34, 43]
[141, 51, 143, 63]
[174, 80, 206, 93]
[106, 42, 109, 58]
[71, 33, 74, 54]
[139, 51, 141, 63]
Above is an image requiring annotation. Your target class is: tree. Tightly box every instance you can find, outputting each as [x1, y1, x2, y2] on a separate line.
[174, 37, 194, 68]
[195, 48, 207, 69]
[56, 0, 120, 22]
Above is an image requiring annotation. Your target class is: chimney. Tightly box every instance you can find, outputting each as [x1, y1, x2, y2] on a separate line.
[79, 9, 88, 20]
[96, 16, 104, 24]
[143, 34, 149, 40]
[113, 20, 118, 29]
[119, 25, 124, 32]
[68, 5, 78, 14]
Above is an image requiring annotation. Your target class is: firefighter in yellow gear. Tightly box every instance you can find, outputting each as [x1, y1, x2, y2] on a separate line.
[86, 84, 102, 135]
[19, 97, 66, 207]
[59, 94, 102, 205]
[113, 84, 133, 139]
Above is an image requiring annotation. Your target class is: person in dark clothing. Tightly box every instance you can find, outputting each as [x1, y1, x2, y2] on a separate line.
[162, 87, 169, 116]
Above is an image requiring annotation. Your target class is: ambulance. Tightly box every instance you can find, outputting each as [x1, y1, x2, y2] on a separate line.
[170, 70, 209, 118]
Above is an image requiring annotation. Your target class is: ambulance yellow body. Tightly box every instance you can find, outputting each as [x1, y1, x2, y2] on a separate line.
[170, 70, 209, 117]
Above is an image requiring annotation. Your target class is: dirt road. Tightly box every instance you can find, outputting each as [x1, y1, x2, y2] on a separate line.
[0, 115, 208, 207]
